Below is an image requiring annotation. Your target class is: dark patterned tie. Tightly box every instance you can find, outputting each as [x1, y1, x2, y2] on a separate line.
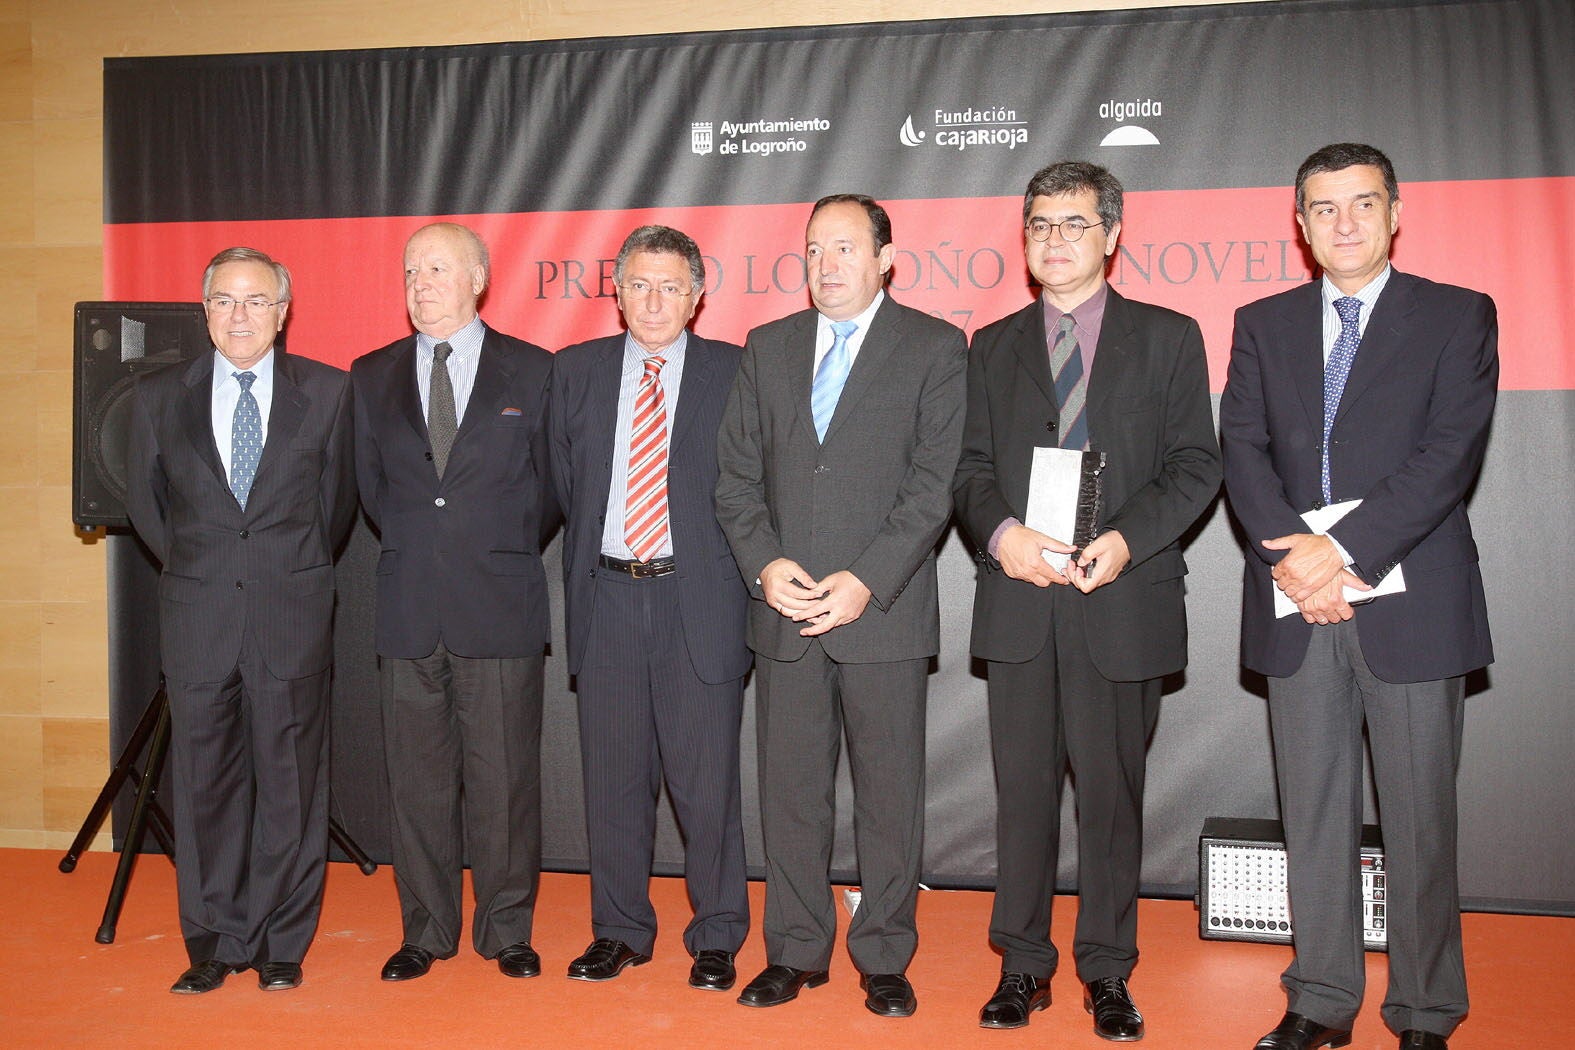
[1050, 314, 1088, 450]
[428, 341, 457, 479]
[1322, 297, 1363, 503]
[624, 355, 670, 562]
[229, 370, 261, 509]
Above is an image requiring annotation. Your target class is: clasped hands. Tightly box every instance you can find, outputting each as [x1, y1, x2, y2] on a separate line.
[1262, 532, 1372, 625]
[760, 558, 872, 637]
[996, 523, 1130, 593]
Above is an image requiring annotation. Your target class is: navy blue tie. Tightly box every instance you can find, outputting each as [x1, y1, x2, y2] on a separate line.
[230, 370, 261, 510]
[1322, 296, 1363, 503]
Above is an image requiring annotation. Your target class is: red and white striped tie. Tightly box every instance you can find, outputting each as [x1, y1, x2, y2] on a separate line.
[624, 355, 670, 562]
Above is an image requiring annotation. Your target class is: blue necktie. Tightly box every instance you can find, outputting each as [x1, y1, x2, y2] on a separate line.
[230, 370, 261, 510]
[811, 319, 858, 442]
[1050, 313, 1088, 450]
[1321, 296, 1364, 503]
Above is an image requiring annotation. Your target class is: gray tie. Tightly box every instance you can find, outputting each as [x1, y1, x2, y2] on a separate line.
[229, 370, 262, 509]
[1049, 314, 1089, 450]
[429, 341, 457, 479]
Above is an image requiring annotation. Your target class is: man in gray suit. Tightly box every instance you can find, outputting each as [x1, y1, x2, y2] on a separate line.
[352, 222, 557, 984]
[550, 225, 751, 991]
[126, 247, 357, 994]
[716, 194, 966, 1018]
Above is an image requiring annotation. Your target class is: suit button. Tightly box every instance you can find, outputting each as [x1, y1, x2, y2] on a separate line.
[434, 497, 446, 507]
[239, 530, 250, 539]
[425, 451, 433, 461]
[1046, 420, 1057, 432]
[235, 580, 244, 589]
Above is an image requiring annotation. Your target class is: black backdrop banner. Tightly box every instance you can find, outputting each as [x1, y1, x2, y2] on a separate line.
[103, 0, 1575, 911]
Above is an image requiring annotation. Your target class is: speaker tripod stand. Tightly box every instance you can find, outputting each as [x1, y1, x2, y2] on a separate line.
[60, 683, 377, 943]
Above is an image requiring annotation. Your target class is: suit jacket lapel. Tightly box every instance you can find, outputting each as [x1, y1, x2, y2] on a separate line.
[668, 334, 713, 451]
[585, 337, 624, 504]
[822, 297, 900, 444]
[177, 354, 229, 490]
[1085, 288, 1133, 427]
[1009, 298, 1056, 410]
[388, 337, 427, 442]
[457, 326, 516, 439]
[1277, 282, 1325, 431]
[787, 312, 819, 441]
[1334, 270, 1414, 426]
[252, 352, 308, 496]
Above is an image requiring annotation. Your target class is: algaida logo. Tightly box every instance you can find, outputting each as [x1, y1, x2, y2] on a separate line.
[691, 115, 832, 157]
[1098, 97, 1161, 147]
[899, 106, 1028, 152]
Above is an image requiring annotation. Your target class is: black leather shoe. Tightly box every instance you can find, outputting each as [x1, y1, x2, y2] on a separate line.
[496, 942, 541, 978]
[861, 972, 917, 1017]
[257, 961, 302, 990]
[1399, 1032, 1448, 1050]
[688, 949, 737, 990]
[736, 964, 830, 1007]
[1254, 1011, 1353, 1049]
[566, 938, 650, 981]
[1084, 976, 1144, 1041]
[380, 944, 437, 982]
[170, 959, 236, 995]
[979, 971, 1050, 1029]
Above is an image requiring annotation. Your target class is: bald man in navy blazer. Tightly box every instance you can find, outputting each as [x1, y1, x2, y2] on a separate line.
[1221, 144, 1496, 1050]
[352, 222, 557, 985]
[549, 225, 751, 992]
[125, 247, 356, 995]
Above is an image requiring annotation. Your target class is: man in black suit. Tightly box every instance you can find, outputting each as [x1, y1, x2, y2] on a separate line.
[126, 246, 357, 994]
[716, 195, 966, 1018]
[548, 225, 751, 991]
[1221, 144, 1496, 1050]
[953, 161, 1220, 1039]
[351, 222, 557, 984]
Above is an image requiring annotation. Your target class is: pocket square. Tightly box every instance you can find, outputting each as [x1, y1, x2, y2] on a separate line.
[500, 407, 523, 416]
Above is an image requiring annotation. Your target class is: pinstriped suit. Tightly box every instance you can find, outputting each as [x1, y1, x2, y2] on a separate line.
[125, 348, 357, 968]
[549, 331, 751, 957]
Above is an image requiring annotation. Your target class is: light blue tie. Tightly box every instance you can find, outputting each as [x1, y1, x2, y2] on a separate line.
[1321, 296, 1363, 504]
[230, 370, 262, 510]
[811, 319, 858, 442]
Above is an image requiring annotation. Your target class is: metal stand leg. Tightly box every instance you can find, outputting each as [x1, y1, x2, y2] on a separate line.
[59, 687, 174, 873]
[96, 694, 173, 944]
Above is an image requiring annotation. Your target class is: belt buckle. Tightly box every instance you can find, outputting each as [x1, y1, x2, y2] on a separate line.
[629, 560, 656, 579]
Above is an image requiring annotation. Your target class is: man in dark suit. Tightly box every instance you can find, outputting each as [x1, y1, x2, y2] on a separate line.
[716, 194, 966, 1018]
[1220, 143, 1496, 1050]
[125, 246, 357, 994]
[548, 225, 751, 991]
[953, 161, 1220, 1039]
[351, 222, 557, 984]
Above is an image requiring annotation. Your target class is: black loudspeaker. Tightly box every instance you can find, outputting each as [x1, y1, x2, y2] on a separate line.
[73, 302, 210, 528]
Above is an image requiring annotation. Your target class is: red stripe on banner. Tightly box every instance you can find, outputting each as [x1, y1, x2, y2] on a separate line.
[104, 177, 1574, 390]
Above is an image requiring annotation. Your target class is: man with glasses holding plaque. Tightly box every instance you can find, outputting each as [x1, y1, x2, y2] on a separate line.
[548, 225, 751, 991]
[954, 161, 1219, 1039]
[125, 247, 357, 994]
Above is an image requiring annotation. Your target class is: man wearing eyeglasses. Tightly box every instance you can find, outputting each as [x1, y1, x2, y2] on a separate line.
[351, 222, 557, 985]
[547, 225, 751, 991]
[953, 161, 1220, 1039]
[125, 247, 357, 994]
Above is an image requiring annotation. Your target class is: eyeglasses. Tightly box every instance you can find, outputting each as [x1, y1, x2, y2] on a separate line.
[1025, 218, 1107, 243]
[619, 281, 695, 300]
[205, 296, 285, 314]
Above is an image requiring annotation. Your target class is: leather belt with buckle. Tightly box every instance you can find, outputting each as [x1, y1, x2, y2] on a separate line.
[598, 554, 677, 578]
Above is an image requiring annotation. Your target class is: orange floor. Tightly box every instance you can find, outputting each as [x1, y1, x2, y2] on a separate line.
[1, 847, 1565, 1049]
